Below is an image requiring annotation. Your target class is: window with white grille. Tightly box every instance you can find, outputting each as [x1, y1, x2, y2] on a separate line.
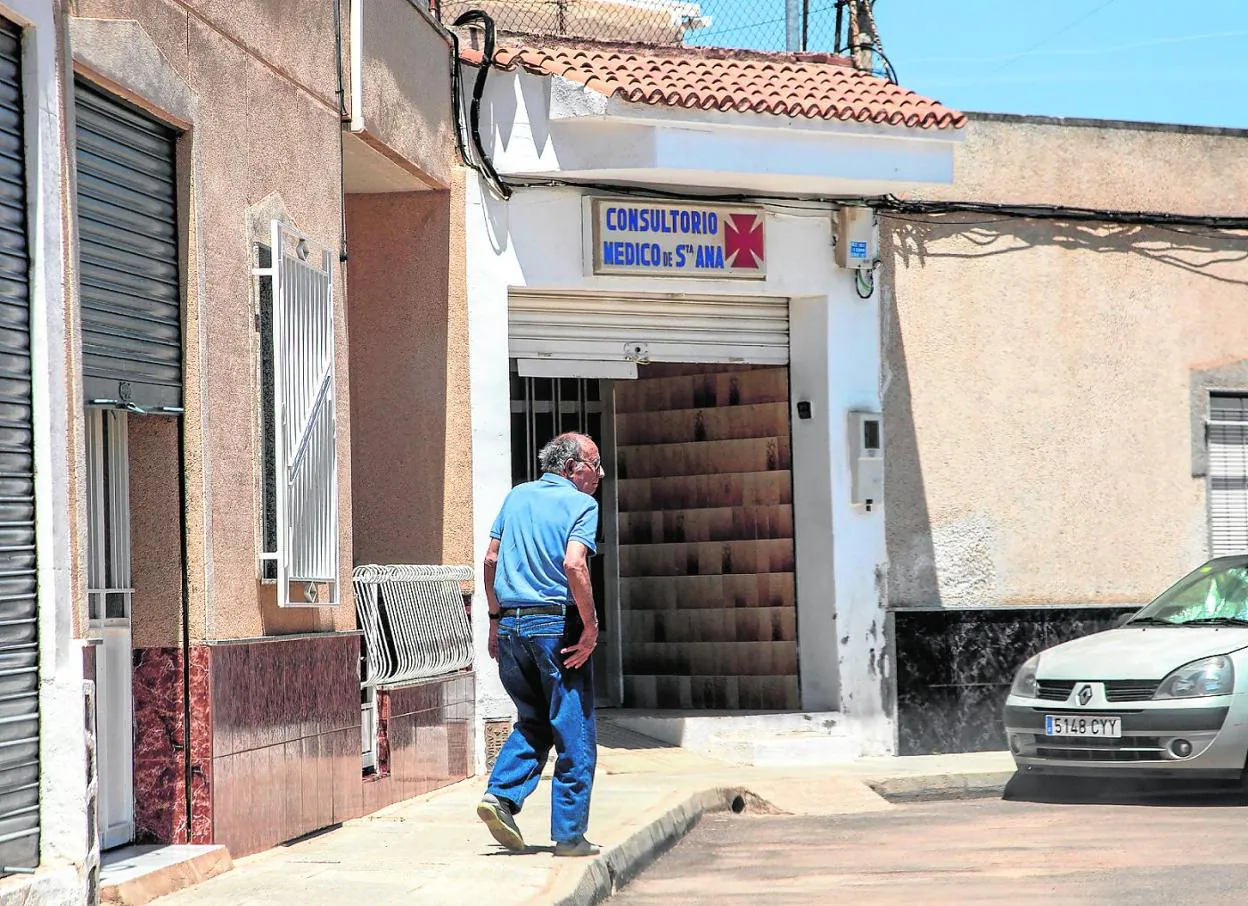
[1208, 394, 1248, 556]
[254, 222, 340, 606]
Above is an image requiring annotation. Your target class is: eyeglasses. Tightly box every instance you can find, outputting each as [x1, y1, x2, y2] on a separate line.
[571, 455, 603, 472]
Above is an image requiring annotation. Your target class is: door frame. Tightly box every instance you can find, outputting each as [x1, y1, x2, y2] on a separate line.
[597, 382, 623, 707]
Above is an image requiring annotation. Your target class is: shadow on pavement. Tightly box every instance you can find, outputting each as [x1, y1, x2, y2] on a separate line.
[596, 721, 677, 750]
[1002, 771, 1246, 808]
[483, 845, 557, 856]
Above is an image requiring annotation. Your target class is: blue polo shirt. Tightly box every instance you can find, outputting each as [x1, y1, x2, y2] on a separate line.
[490, 473, 598, 607]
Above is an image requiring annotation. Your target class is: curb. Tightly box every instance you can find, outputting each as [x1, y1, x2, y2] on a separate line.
[530, 771, 1016, 904]
[866, 770, 1016, 803]
[539, 786, 747, 906]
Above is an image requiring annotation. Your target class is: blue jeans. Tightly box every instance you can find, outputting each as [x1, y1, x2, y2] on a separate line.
[486, 611, 596, 845]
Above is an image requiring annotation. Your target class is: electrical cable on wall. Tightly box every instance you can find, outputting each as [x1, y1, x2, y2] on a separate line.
[333, 0, 350, 262]
[423, 2, 512, 199]
[855, 266, 876, 299]
[444, 26, 477, 174]
[450, 10, 512, 200]
[875, 195, 1248, 231]
[487, 175, 1248, 237]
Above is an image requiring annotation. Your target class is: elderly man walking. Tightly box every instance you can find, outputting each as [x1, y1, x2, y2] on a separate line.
[477, 431, 605, 857]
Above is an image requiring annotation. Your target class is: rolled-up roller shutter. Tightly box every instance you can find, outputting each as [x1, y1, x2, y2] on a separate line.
[508, 290, 789, 366]
[75, 80, 181, 410]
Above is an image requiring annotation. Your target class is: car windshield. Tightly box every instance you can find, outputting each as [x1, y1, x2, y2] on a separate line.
[1131, 562, 1248, 626]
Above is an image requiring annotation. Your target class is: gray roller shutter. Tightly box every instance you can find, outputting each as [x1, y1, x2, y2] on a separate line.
[75, 81, 180, 410]
[508, 291, 790, 366]
[0, 17, 40, 873]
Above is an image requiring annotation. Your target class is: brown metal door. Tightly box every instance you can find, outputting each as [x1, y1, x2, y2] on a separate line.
[616, 364, 798, 710]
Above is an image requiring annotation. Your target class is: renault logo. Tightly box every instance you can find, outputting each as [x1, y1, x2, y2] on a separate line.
[1078, 684, 1094, 706]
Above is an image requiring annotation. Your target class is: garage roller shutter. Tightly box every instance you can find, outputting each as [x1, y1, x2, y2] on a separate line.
[0, 17, 40, 874]
[75, 80, 181, 410]
[508, 291, 789, 366]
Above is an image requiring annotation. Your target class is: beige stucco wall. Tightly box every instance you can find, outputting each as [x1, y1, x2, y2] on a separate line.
[345, 180, 473, 567]
[74, 0, 356, 639]
[883, 115, 1248, 608]
[353, 0, 455, 188]
[128, 417, 183, 648]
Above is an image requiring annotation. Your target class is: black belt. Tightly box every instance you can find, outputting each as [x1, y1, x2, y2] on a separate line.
[498, 603, 568, 618]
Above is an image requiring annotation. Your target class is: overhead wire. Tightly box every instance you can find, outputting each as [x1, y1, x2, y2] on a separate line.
[428, 2, 1248, 242]
[490, 175, 1248, 237]
[858, 0, 896, 82]
[976, 0, 1122, 81]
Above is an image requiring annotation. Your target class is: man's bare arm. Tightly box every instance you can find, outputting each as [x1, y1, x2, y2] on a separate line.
[561, 540, 599, 669]
[484, 538, 502, 659]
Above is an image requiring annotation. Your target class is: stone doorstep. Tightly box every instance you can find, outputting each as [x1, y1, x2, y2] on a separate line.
[99, 844, 233, 905]
[607, 711, 846, 749]
[703, 730, 864, 766]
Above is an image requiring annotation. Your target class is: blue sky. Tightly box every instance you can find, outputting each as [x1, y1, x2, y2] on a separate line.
[687, 0, 1248, 128]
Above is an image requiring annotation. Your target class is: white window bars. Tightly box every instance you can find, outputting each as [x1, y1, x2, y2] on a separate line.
[352, 565, 474, 686]
[254, 221, 340, 606]
[86, 409, 132, 622]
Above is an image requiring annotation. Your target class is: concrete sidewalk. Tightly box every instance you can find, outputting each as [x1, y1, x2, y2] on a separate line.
[149, 724, 1016, 906]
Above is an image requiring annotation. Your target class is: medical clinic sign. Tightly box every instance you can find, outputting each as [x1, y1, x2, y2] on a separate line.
[588, 198, 766, 279]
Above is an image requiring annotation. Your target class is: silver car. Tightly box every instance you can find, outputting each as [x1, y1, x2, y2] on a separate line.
[1005, 555, 1248, 783]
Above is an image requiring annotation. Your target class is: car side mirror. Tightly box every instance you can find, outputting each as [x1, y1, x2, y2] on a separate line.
[1115, 612, 1134, 628]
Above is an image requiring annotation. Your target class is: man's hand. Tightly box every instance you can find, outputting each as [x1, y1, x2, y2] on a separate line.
[561, 621, 599, 670]
[562, 539, 598, 670]
[488, 621, 500, 660]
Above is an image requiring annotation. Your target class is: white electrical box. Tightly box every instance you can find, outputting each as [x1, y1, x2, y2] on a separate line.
[834, 206, 877, 270]
[849, 410, 883, 508]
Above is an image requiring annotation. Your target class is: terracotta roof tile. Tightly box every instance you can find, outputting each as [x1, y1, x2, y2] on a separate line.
[473, 39, 965, 129]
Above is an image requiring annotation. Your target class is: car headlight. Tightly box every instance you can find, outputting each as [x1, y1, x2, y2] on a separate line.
[1010, 654, 1040, 698]
[1154, 655, 1235, 699]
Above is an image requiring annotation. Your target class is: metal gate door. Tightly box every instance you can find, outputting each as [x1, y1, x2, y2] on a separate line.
[509, 370, 622, 706]
[85, 410, 134, 850]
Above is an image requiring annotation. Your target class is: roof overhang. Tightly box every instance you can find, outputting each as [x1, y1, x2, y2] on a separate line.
[477, 65, 962, 196]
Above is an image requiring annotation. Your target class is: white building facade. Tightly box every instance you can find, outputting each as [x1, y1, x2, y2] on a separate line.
[461, 40, 965, 761]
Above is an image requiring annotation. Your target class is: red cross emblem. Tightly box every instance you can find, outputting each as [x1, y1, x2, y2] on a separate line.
[724, 213, 765, 269]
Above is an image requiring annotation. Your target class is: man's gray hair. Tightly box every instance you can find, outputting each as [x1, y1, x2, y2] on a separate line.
[538, 433, 583, 474]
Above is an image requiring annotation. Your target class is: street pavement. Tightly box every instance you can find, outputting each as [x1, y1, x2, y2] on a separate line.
[147, 723, 1014, 905]
[610, 788, 1248, 905]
